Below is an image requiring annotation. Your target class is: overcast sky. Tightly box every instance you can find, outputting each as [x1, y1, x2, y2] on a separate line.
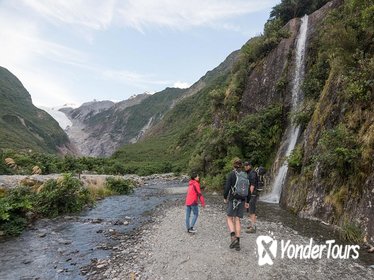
[0, 0, 279, 107]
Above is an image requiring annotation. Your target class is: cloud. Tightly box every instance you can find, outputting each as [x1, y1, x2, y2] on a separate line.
[0, 4, 88, 107]
[0, 8, 87, 67]
[173, 81, 190, 89]
[17, 68, 81, 107]
[0, 0, 278, 107]
[20, 0, 116, 30]
[17, 0, 277, 32]
[117, 0, 277, 31]
[101, 69, 171, 87]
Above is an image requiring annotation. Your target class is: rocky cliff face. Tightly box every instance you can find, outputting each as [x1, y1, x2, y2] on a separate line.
[258, 0, 374, 243]
[241, 1, 342, 173]
[61, 89, 185, 157]
[223, 0, 373, 242]
[61, 95, 149, 157]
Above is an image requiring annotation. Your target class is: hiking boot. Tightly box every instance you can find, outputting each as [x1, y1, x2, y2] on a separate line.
[234, 241, 241, 251]
[188, 227, 197, 233]
[245, 225, 256, 234]
[229, 238, 238, 249]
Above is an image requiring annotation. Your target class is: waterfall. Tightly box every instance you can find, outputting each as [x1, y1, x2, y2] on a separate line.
[262, 15, 309, 204]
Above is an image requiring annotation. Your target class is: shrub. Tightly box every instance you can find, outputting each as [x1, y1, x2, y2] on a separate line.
[204, 174, 225, 192]
[291, 100, 316, 129]
[105, 177, 134, 195]
[0, 186, 35, 235]
[343, 55, 374, 104]
[302, 52, 330, 100]
[35, 173, 92, 218]
[287, 145, 303, 173]
[316, 125, 360, 177]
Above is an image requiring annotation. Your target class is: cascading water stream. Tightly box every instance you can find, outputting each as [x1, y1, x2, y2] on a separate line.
[262, 15, 309, 204]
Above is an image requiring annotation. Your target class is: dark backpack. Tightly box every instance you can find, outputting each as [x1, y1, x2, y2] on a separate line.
[232, 171, 249, 199]
[255, 166, 266, 192]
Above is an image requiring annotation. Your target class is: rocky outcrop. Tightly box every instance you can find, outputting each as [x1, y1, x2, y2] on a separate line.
[61, 100, 115, 123]
[241, 0, 341, 116]
[61, 95, 149, 157]
[276, 0, 374, 243]
[241, 20, 299, 115]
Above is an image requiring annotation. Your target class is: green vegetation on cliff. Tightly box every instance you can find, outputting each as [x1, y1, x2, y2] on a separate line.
[0, 67, 71, 154]
[283, 0, 373, 239]
[86, 87, 186, 145]
[113, 1, 333, 187]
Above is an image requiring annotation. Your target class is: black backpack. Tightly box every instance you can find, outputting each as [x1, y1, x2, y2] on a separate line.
[255, 166, 266, 192]
[232, 170, 249, 200]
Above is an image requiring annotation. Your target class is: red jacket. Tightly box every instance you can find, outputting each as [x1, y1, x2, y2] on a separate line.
[185, 179, 205, 206]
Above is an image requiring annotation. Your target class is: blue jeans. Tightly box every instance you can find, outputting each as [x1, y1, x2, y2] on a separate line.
[186, 205, 199, 230]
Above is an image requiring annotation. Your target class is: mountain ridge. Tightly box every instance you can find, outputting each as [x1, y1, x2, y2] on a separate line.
[0, 66, 75, 154]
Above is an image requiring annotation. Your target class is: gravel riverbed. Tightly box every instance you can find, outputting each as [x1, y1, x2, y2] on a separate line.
[86, 200, 373, 280]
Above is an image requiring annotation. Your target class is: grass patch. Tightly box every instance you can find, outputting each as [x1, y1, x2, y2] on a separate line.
[340, 221, 364, 243]
[105, 177, 135, 195]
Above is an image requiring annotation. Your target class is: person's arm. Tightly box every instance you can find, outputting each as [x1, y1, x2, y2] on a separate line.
[223, 172, 233, 200]
[249, 171, 256, 194]
[195, 182, 206, 207]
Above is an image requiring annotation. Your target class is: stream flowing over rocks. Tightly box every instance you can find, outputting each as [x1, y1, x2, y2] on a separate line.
[0, 177, 373, 279]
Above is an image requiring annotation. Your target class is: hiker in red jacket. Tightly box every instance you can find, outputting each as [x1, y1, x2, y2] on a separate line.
[185, 174, 205, 233]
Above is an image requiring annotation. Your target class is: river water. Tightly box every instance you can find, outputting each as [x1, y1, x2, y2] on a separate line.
[0, 179, 373, 279]
[0, 179, 185, 280]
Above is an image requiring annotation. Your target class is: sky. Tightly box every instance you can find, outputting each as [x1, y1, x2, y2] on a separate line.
[0, 0, 280, 108]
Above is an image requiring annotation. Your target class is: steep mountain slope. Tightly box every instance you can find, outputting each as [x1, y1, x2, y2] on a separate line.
[279, 0, 374, 243]
[62, 89, 186, 157]
[0, 66, 74, 154]
[115, 0, 374, 242]
[58, 47, 240, 158]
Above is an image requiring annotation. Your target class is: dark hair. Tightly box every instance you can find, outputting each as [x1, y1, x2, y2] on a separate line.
[244, 161, 252, 166]
[190, 173, 198, 180]
[233, 159, 242, 168]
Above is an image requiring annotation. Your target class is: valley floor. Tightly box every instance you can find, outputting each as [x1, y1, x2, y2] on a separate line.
[86, 198, 373, 280]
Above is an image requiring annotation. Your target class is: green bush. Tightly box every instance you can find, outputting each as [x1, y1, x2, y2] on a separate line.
[36, 173, 92, 218]
[0, 186, 35, 235]
[302, 52, 330, 100]
[105, 177, 134, 195]
[343, 55, 374, 103]
[270, 0, 330, 25]
[287, 145, 303, 173]
[291, 101, 315, 129]
[316, 125, 360, 177]
[204, 174, 225, 192]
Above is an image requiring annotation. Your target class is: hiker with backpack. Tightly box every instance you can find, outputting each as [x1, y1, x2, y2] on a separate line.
[244, 161, 258, 233]
[223, 159, 249, 251]
[185, 174, 205, 233]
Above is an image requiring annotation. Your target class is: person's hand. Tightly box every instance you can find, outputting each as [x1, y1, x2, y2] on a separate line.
[224, 199, 227, 204]
[245, 202, 249, 209]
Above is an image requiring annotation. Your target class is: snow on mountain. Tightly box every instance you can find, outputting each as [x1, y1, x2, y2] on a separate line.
[39, 105, 74, 130]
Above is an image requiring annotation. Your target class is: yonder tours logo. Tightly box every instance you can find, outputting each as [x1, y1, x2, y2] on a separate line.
[256, 235, 360, 266]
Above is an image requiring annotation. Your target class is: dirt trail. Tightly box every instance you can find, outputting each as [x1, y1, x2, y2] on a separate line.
[89, 199, 373, 280]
